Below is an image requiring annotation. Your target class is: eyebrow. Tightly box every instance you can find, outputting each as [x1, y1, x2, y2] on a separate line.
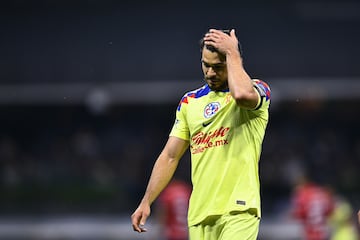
[201, 60, 226, 67]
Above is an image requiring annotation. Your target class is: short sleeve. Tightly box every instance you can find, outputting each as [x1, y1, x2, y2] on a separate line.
[169, 95, 190, 141]
[252, 79, 271, 112]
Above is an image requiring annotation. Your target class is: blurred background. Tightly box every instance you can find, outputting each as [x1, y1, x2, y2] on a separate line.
[0, 0, 359, 239]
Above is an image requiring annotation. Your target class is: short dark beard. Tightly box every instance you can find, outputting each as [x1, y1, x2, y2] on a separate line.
[205, 78, 228, 91]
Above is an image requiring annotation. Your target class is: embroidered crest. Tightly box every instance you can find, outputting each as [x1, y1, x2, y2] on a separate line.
[204, 102, 220, 118]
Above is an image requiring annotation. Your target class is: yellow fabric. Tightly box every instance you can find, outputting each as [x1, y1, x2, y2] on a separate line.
[170, 81, 270, 226]
[330, 198, 359, 240]
[188, 210, 260, 240]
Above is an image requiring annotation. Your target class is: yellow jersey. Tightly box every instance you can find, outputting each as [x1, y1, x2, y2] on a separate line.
[169, 79, 271, 226]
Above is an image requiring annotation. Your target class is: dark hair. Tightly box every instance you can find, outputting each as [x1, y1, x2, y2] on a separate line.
[199, 29, 243, 56]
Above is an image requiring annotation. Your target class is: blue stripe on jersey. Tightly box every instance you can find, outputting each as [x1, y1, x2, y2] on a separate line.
[177, 85, 208, 111]
[177, 84, 230, 111]
[194, 85, 211, 98]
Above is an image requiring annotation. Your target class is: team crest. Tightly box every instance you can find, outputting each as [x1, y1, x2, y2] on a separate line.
[204, 102, 220, 118]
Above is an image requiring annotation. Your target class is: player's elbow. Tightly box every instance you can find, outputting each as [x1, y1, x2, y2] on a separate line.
[232, 91, 259, 109]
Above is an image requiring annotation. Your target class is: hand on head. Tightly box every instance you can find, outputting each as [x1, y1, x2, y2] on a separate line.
[203, 28, 239, 55]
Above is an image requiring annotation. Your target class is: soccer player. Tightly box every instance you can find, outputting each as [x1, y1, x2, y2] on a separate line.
[290, 174, 335, 240]
[131, 28, 271, 240]
[156, 179, 192, 240]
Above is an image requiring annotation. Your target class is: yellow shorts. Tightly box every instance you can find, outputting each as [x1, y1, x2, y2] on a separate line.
[188, 210, 260, 240]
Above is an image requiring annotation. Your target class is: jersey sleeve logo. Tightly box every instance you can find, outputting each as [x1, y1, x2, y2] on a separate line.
[253, 79, 271, 101]
[204, 102, 220, 118]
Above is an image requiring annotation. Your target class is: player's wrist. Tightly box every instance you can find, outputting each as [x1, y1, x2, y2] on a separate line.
[226, 48, 242, 62]
[140, 196, 152, 206]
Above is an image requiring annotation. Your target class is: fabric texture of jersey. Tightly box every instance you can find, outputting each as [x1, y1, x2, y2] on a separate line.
[169, 79, 271, 226]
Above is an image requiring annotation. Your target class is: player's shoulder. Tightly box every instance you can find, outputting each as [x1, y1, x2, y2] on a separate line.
[177, 84, 210, 111]
[252, 79, 271, 91]
[183, 84, 210, 98]
[252, 78, 271, 102]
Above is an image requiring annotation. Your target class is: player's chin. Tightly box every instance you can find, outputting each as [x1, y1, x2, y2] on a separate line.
[207, 81, 226, 91]
[207, 80, 218, 88]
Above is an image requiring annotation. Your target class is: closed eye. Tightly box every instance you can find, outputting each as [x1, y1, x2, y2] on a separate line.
[202, 61, 226, 70]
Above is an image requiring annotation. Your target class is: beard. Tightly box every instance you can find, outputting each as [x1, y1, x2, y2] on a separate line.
[205, 77, 228, 91]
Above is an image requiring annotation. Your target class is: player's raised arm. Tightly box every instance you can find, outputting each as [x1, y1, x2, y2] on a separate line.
[203, 29, 259, 109]
[131, 136, 189, 233]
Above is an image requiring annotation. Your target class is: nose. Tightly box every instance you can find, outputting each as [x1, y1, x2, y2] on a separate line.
[206, 67, 216, 76]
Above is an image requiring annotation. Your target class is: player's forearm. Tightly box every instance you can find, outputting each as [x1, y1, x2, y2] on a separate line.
[226, 51, 258, 109]
[141, 153, 179, 206]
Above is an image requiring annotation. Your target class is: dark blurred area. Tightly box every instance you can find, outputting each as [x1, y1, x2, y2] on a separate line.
[0, 104, 180, 214]
[1, 0, 360, 84]
[0, 0, 359, 239]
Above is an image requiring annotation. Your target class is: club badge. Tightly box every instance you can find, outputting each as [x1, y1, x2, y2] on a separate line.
[204, 102, 220, 118]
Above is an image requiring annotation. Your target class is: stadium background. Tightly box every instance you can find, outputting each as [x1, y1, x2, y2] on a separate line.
[0, 0, 359, 239]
